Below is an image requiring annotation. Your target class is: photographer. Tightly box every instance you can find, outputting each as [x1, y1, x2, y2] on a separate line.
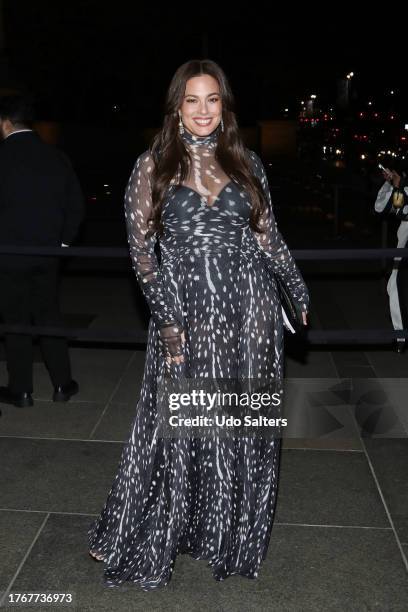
[374, 163, 408, 352]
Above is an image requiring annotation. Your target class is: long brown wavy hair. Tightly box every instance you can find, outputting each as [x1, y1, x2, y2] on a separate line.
[147, 59, 267, 238]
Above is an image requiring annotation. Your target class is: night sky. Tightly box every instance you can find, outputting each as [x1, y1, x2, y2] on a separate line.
[2, 3, 406, 124]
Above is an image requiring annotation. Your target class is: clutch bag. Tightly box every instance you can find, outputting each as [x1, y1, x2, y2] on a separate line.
[275, 275, 305, 333]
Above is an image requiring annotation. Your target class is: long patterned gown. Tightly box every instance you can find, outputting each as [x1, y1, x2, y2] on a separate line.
[88, 124, 310, 591]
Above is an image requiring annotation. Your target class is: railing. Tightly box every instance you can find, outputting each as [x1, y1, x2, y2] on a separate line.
[0, 245, 407, 345]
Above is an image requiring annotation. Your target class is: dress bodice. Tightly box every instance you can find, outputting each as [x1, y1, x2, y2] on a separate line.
[123, 128, 310, 355]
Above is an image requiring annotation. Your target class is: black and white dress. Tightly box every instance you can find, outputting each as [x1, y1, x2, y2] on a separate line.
[88, 124, 309, 590]
[375, 180, 408, 347]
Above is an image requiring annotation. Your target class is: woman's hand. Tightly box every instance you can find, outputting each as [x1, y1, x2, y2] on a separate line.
[302, 310, 308, 326]
[391, 170, 401, 188]
[382, 167, 393, 183]
[159, 322, 186, 366]
[165, 330, 186, 365]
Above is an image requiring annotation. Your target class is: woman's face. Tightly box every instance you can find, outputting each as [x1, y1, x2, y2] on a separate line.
[179, 74, 222, 137]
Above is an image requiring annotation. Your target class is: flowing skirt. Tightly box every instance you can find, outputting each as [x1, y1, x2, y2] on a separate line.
[88, 248, 284, 590]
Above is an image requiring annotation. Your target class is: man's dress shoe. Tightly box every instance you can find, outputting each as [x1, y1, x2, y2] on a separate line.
[0, 387, 33, 407]
[53, 379, 79, 402]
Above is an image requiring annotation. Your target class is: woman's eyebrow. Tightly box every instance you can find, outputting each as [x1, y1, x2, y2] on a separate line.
[184, 92, 220, 98]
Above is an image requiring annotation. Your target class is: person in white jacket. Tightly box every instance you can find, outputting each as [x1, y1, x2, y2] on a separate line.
[375, 166, 408, 352]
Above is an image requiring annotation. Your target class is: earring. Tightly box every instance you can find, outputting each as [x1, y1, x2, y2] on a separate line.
[178, 112, 184, 135]
[220, 116, 224, 132]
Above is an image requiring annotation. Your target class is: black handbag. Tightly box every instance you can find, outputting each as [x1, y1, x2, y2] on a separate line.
[275, 275, 305, 333]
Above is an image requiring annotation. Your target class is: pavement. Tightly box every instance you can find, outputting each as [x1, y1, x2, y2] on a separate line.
[0, 166, 407, 610]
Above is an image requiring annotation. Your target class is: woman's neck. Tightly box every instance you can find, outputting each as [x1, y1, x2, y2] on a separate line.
[181, 124, 220, 148]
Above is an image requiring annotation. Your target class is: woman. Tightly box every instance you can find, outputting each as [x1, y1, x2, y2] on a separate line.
[375, 164, 408, 353]
[88, 59, 309, 590]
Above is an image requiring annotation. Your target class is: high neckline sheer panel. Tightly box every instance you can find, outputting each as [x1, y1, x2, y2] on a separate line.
[179, 124, 231, 207]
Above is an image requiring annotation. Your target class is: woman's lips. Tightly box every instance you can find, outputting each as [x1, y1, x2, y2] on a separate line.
[193, 118, 213, 126]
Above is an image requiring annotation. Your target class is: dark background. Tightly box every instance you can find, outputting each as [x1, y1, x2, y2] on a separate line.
[2, 4, 406, 124]
[0, 3, 406, 251]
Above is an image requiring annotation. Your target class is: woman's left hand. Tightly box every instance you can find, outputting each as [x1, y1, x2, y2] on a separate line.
[302, 311, 308, 326]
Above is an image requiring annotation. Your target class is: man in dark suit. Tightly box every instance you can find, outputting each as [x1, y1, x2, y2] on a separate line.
[0, 95, 85, 408]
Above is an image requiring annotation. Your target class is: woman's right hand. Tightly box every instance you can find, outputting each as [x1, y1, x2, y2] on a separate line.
[382, 167, 393, 183]
[159, 322, 186, 366]
[165, 330, 186, 365]
[391, 170, 401, 188]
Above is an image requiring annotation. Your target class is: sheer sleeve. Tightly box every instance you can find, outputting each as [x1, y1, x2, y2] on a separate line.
[124, 151, 184, 358]
[374, 181, 394, 214]
[248, 150, 310, 313]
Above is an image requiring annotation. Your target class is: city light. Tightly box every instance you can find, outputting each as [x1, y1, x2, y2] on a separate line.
[297, 69, 406, 167]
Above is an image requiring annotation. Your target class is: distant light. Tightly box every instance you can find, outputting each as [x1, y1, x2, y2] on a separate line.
[301, 100, 304, 105]
[405, 124, 408, 131]
[284, 108, 289, 112]
[390, 115, 395, 120]
[310, 94, 317, 99]
[335, 149, 342, 155]
[390, 90, 395, 95]
[381, 130, 385, 134]
[360, 154, 366, 160]
[368, 101, 373, 106]
[104, 184, 109, 187]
